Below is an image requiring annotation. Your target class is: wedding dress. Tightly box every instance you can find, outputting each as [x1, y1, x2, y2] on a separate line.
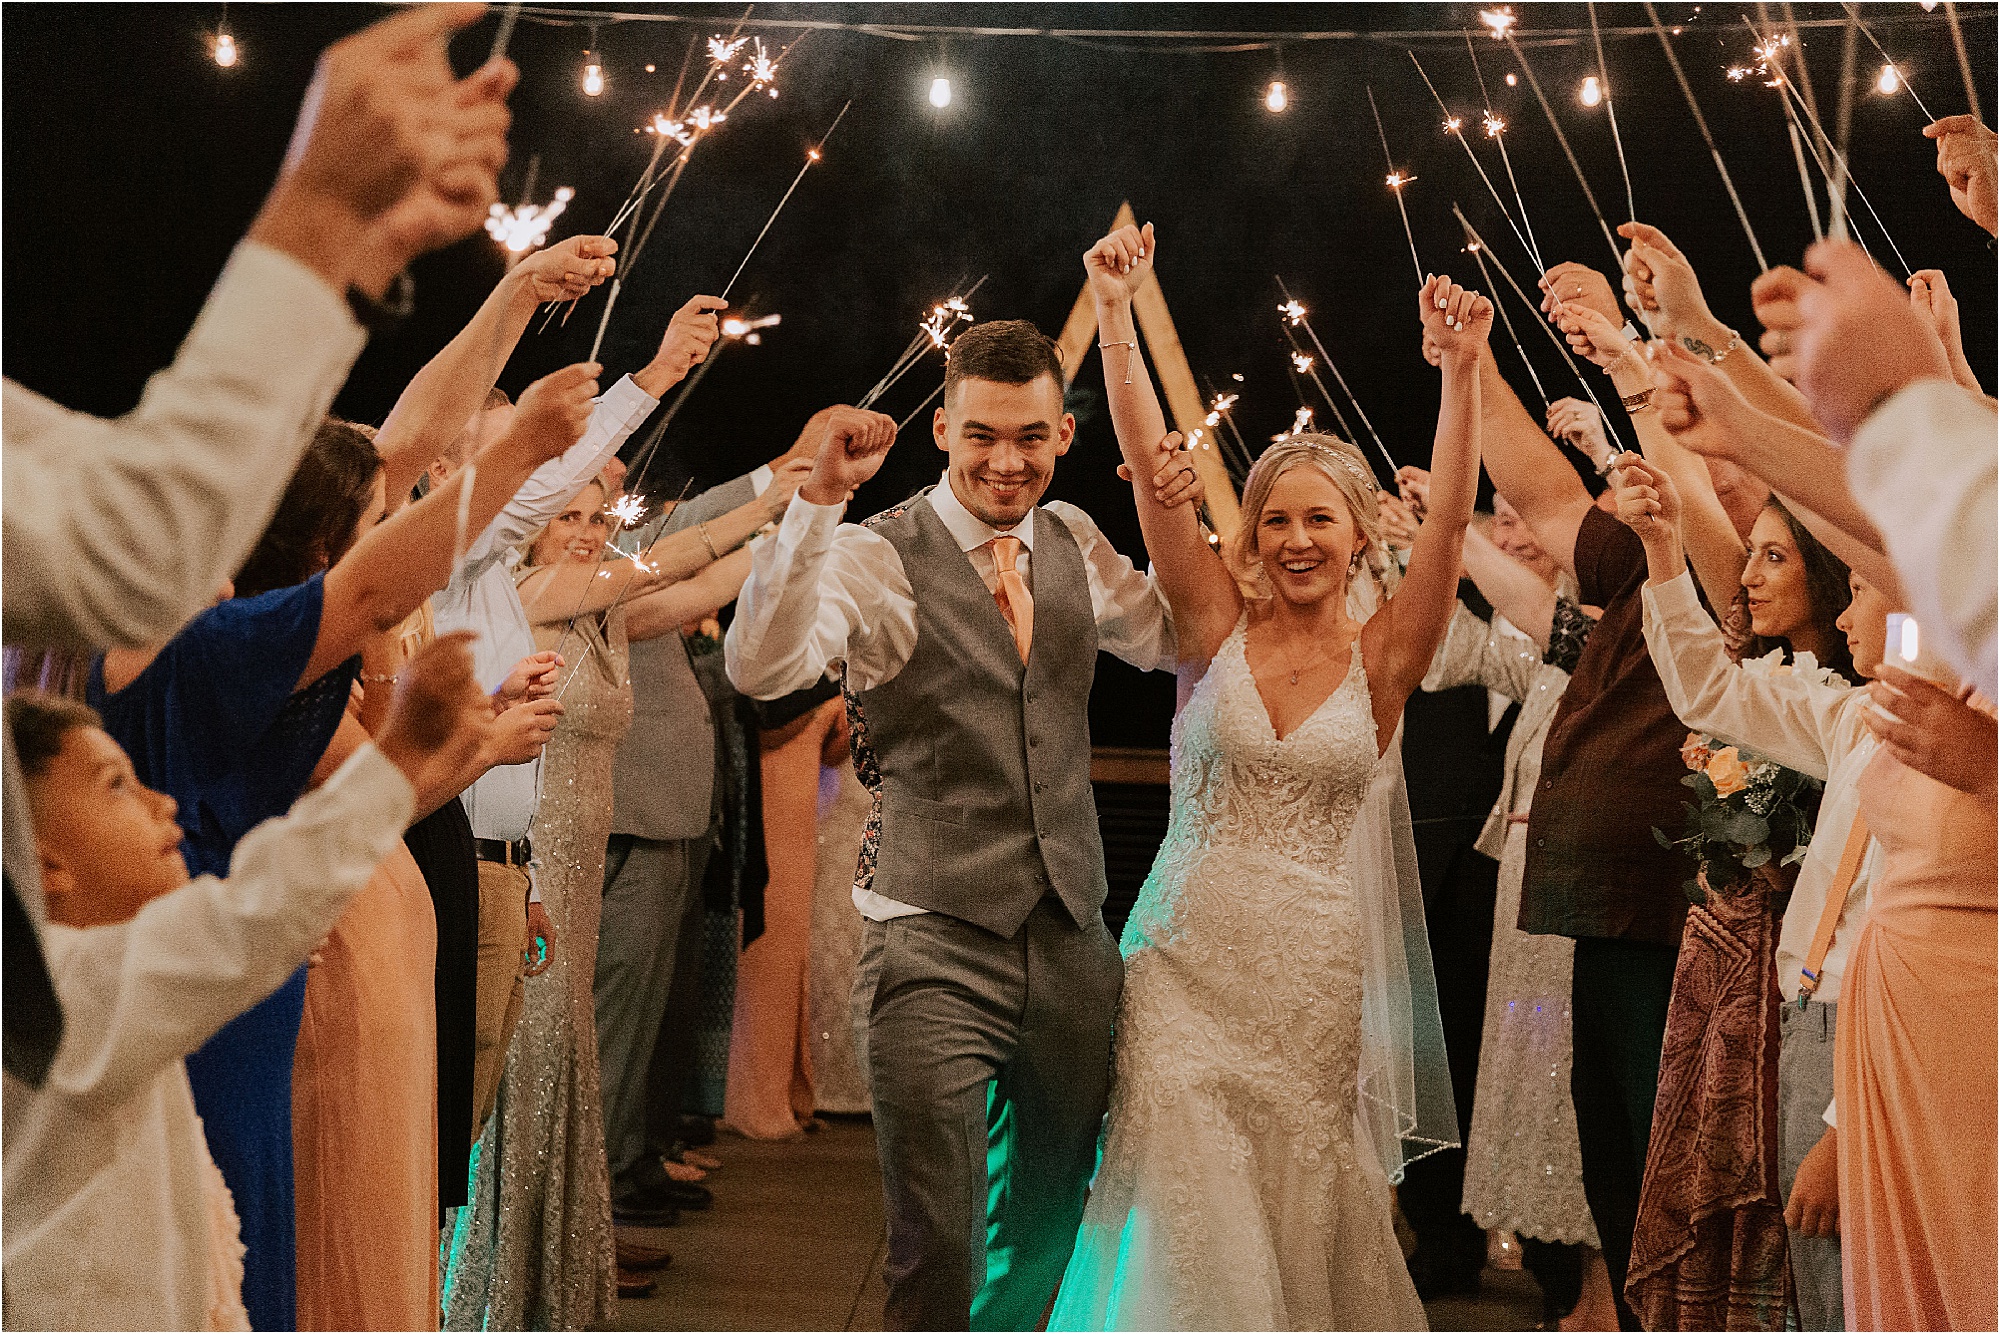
[1052, 615, 1446, 1331]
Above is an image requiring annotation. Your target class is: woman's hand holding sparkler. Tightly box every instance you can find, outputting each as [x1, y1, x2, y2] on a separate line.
[797, 407, 899, 508]
[1552, 300, 1641, 374]
[1617, 222, 1722, 349]
[513, 235, 617, 306]
[1607, 452, 1687, 584]
[1418, 274, 1494, 361]
[493, 650, 563, 709]
[1924, 114, 1999, 238]
[1546, 398, 1613, 470]
[635, 294, 728, 397]
[1536, 261, 1622, 329]
[503, 363, 602, 463]
[1906, 270, 1983, 395]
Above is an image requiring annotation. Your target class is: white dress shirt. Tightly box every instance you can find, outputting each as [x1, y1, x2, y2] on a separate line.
[1847, 380, 1998, 699]
[1, 744, 414, 1331]
[430, 374, 661, 846]
[725, 471, 1176, 920]
[1643, 571, 1884, 1130]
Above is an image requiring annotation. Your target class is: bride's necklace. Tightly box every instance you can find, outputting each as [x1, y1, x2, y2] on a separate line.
[1257, 629, 1338, 687]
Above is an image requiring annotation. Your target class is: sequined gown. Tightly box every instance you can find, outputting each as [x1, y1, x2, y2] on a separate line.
[445, 607, 631, 1331]
[1419, 603, 1599, 1248]
[1052, 620, 1427, 1331]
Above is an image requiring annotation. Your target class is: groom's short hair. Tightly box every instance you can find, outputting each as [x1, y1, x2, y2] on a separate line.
[944, 320, 1063, 409]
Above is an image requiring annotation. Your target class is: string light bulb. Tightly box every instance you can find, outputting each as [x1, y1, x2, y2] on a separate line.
[1580, 74, 1604, 106]
[1876, 63, 1901, 95]
[1265, 79, 1290, 113]
[581, 50, 605, 97]
[211, 29, 238, 67]
[1504, 72, 1517, 87]
[929, 76, 953, 108]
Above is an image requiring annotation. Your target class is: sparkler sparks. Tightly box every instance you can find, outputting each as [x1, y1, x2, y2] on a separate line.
[922, 297, 974, 348]
[1278, 300, 1306, 326]
[1478, 7, 1517, 40]
[688, 105, 727, 132]
[1386, 171, 1413, 190]
[1443, 115, 1463, 133]
[743, 39, 779, 93]
[708, 36, 748, 66]
[485, 187, 575, 253]
[609, 493, 648, 528]
[1482, 113, 1507, 138]
[1291, 352, 1314, 374]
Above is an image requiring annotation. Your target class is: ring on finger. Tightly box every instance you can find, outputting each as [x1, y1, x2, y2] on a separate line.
[1179, 467, 1196, 485]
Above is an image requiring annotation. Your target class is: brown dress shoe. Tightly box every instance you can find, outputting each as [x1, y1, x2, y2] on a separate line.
[617, 1239, 674, 1271]
[617, 1265, 658, 1298]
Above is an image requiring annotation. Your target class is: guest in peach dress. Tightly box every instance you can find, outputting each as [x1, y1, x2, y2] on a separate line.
[1838, 672, 1998, 1331]
[724, 691, 844, 1138]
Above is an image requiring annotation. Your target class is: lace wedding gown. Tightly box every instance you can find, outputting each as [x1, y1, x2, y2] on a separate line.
[1052, 619, 1428, 1331]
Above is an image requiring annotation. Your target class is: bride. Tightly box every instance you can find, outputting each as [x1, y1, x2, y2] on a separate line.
[1050, 225, 1491, 1330]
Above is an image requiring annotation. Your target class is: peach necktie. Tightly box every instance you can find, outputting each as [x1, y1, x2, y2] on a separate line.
[987, 535, 1033, 664]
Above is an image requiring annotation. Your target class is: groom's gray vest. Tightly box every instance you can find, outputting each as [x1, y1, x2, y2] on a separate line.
[842, 489, 1106, 939]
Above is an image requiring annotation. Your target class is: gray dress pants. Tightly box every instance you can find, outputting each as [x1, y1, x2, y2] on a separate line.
[853, 898, 1122, 1332]
[597, 833, 709, 1196]
[1778, 999, 1845, 1331]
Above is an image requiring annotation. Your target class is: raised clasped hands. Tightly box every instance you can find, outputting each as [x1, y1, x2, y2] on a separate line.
[1084, 222, 1155, 306]
[798, 405, 899, 507]
[1418, 274, 1494, 359]
[1538, 260, 1622, 329]
[517, 235, 618, 305]
[1116, 430, 1205, 510]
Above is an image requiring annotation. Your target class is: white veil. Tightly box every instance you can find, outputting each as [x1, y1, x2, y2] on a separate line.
[1343, 557, 1460, 1185]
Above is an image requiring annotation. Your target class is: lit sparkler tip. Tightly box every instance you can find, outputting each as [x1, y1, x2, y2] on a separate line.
[1482, 114, 1507, 138]
[1210, 391, 1240, 413]
[743, 38, 779, 89]
[808, 149, 821, 161]
[1478, 7, 1517, 39]
[484, 187, 576, 254]
[609, 493, 647, 527]
[1293, 406, 1315, 432]
[708, 35, 748, 64]
[1204, 411, 1222, 427]
[1278, 299, 1307, 325]
[1386, 171, 1413, 189]
[1443, 116, 1464, 133]
[1291, 352, 1314, 374]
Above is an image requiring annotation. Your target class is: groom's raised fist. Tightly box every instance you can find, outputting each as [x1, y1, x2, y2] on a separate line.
[798, 405, 899, 506]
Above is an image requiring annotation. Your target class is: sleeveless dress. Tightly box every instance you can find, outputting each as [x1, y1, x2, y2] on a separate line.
[1052, 619, 1427, 1331]
[444, 605, 632, 1331]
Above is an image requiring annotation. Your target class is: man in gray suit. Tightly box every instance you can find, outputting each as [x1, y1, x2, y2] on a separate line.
[725, 323, 1199, 1330]
[596, 414, 832, 1226]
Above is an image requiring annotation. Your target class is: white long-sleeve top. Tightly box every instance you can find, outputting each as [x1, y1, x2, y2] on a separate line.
[725, 472, 1175, 920]
[430, 374, 660, 845]
[1, 744, 414, 1331]
[2, 242, 366, 653]
[1846, 380, 1997, 699]
[1641, 569, 1882, 1008]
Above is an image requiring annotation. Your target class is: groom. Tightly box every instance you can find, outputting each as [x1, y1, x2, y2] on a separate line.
[726, 321, 1194, 1329]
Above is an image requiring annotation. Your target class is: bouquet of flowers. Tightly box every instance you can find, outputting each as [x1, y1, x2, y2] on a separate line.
[1654, 731, 1823, 903]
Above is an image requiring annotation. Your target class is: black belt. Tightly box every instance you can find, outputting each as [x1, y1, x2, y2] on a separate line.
[474, 838, 533, 868]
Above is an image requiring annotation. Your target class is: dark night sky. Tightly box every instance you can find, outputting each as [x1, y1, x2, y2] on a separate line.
[5, 3, 1993, 744]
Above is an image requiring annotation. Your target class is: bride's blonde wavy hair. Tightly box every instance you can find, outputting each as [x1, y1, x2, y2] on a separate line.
[1230, 434, 1391, 601]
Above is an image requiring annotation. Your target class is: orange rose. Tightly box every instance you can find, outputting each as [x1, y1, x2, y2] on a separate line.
[1680, 731, 1713, 772]
[1706, 746, 1751, 797]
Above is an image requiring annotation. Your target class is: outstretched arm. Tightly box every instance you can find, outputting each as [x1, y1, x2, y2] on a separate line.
[1362, 275, 1492, 742]
[373, 236, 618, 506]
[1083, 222, 1242, 676]
[1469, 348, 1593, 579]
[306, 363, 602, 687]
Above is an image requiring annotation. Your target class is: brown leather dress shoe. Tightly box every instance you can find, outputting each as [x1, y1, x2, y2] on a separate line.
[616, 1265, 658, 1299]
[617, 1239, 674, 1271]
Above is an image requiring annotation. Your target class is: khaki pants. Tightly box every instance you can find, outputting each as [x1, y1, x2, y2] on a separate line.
[471, 859, 528, 1141]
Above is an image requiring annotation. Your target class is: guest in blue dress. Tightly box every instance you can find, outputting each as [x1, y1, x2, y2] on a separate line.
[87, 403, 590, 1328]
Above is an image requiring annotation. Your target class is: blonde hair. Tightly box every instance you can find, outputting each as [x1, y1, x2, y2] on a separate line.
[1231, 434, 1389, 598]
[520, 479, 608, 569]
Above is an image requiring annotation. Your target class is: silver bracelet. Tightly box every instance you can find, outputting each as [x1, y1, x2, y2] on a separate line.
[696, 521, 721, 562]
[1098, 338, 1138, 385]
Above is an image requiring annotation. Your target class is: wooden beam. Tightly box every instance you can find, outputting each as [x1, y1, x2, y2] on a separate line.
[1055, 202, 1243, 537]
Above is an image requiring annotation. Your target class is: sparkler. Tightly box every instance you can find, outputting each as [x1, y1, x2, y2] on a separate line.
[1453, 205, 1629, 457]
[1641, 1, 1769, 273]
[1273, 405, 1316, 444]
[1498, 20, 1625, 272]
[1465, 236, 1550, 410]
[1273, 278, 1398, 476]
[1477, 7, 1516, 40]
[487, 1, 520, 64]
[1587, 2, 1638, 224]
[743, 38, 780, 94]
[718, 100, 851, 302]
[855, 280, 984, 411]
[486, 187, 575, 254]
[1737, 19, 1824, 243]
[1199, 383, 1258, 476]
[1367, 85, 1426, 287]
[1841, 2, 1938, 121]
[1274, 300, 1360, 445]
[1944, 1, 1983, 124]
[1412, 51, 1543, 275]
[1464, 31, 1547, 275]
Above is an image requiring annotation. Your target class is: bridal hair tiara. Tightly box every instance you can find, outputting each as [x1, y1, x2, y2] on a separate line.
[1260, 435, 1379, 494]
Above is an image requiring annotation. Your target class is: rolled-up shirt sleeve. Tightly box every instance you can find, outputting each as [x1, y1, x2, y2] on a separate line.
[725, 496, 917, 698]
[1045, 501, 1176, 672]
